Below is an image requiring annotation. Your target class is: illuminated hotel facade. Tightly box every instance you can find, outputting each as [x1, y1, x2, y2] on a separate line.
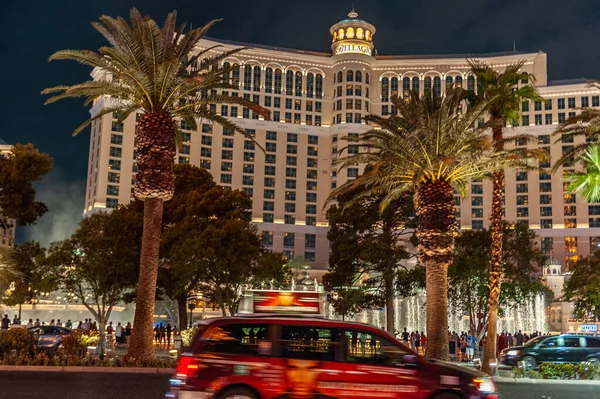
[84, 10, 600, 274]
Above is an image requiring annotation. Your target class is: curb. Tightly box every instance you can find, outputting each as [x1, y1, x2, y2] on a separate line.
[0, 366, 175, 374]
[493, 376, 600, 385]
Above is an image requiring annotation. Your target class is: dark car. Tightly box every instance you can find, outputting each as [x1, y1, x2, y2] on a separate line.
[499, 334, 600, 369]
[28, 326, 72, 351]
[168, 315, 498, 399]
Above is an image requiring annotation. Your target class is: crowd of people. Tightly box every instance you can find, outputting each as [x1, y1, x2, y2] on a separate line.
[153, 322, 174, 346]
[397, 328, 427, 355]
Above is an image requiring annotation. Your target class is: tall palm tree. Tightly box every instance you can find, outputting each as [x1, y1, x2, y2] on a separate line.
[331, 89, 532, 360]
[563, 145, 600, 202]
[467, 60, 540, 373]
[42, 8, 269, 360]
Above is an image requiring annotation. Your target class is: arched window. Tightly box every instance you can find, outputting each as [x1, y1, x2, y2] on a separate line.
[402, 77, 410, 97]
[366, 73, 370, 84]
[365, 30, 371, 41]
[381, 77, 389, 102]
[295, 71, 303, 96]
[286, 70, 294, 93]
[412, 76, 420, 94]
[433, 76, 441, 97]
[265, 68, 273, 93]
[445, 76, 453, 92]
[315, 74, 323, 99]
[231, 64, 240, 86]
[355, 70, 362, 82]
[333, 32, 337, 42]
[347, 70, 354, 82]
[274, 69, 282, 94]
[455, 76, 463, 88]
[253, 66, 261, 92]
[346, 27, 355, 39]
[338, 28, 345, 39]
[356, 28, 364, 39]
[306, 73, 314, 98]
[337, 71, 343, 83]
[243, 65, 252, 90]
[223, 62, 231, 83]
[390, 77, 398, 97]
[424, 76, 432, 93]
[467, 75, 475, 91]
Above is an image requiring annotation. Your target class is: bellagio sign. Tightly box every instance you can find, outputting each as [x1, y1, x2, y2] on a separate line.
[334, 41, 373, 56]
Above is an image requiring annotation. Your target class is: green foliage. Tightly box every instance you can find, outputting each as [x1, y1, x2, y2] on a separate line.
[0, 328, 37, 357]
[513, 362, 600, 380]
[0, 352, 177, 368]
[448, 222, 550, 334]
[180, 328, 198, 347]
[61, 331, 99, 357]
[0, 144, 53, 229]
[563, 251, 600, 320]
[563, 144, 600, 202]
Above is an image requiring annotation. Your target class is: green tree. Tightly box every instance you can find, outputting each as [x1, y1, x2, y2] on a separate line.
[324, 186, 416, 333]
[563, 145, 600, 202]
[449, 223, 550, 340]
[0, 144, 53, 232]
[46, 206, 143, 358]
[0, 242, 56, 320]
[331, 88, 531, 360]
[468, 60, 541, 373]
[43, 9, 269, 359]
[563, 252, 600, 321]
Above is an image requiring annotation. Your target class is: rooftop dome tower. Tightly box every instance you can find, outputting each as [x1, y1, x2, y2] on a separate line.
[330, 9, 376, 57]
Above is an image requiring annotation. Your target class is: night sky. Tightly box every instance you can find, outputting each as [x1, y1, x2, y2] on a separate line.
[1, 0, 599, 244]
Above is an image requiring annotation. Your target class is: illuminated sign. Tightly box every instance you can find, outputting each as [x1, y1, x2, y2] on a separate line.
[334, 41, 373, 56]
[253, 291, 321, 314]
[581, 324, 598, 332]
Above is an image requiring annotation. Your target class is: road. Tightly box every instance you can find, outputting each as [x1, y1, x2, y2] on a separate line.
[0, 372, 599, 399]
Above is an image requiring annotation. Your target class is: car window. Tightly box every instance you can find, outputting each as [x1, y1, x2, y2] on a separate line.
[562, 337, 582, 348]
[344, 329, 408, 366]
[586, 337, 600, 348]
[540, 337, 559, 348]
[202, 323, 271, 356]
[279, 325, 336, 361]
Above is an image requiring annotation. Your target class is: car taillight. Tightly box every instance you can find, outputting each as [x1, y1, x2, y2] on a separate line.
[175, 355, 199, 378]
[473, 378, 496, 393]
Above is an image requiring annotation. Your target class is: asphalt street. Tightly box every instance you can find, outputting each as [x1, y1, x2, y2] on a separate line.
[0, 372, 599, 399]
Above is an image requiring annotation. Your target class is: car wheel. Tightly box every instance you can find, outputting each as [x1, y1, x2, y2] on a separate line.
[432, 393, 461, 399]
[217, 387, 258, 399]
[586, 357, 600, 365]
[521, 355, 538, 369]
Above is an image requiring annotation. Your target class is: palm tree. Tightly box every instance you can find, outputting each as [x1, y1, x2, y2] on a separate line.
[468, 60, 541, 373]
[331, 88, 532, 360]
[563, 145, 600, 202]
[42, 8, 269, 360]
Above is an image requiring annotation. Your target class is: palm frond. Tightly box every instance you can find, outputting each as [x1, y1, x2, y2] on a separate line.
[564, 144, 600, 202]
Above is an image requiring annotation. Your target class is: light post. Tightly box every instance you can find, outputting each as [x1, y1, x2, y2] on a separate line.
[187, 300, 196, 329]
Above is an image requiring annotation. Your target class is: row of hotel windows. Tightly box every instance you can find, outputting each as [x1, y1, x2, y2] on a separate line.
[380, 75, 475, 101]
[334, 85, 369, 98]
[522, 96, 600, 112]
[223, 64, 324, 98]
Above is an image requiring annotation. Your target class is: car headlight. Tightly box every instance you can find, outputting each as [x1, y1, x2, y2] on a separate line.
[473, 378, 496, 393]
[506, 350, 519, 356]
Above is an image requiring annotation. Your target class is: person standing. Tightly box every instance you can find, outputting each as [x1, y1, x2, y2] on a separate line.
[498, 331, 507, 355]
[12, 315, 20, 325]
[65, 320, 72, 329]
[106, 322, 114, 349]
[166, 323, 172, 347]
[26, 319, 34, 328]
[414, 331, 421, 354]
[125, 322, 132, 344]
[465, 331, 475, 362]
[56, 319, 62, 327]
[34, 318, 40, 327]
[420, 332, 427, 355]
[49, 319, 55, 326]
[154, 325, 160, 344]
[1, 314, 10, 330]
[515, 330, 523, 346]
[115, 322, 123, 345]
[506, 332, 514, 348]
[159, 323, 166, 346]
[401, 328, 410, 348]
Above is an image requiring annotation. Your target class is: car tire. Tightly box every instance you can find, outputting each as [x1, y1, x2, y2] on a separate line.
[432, 393, 461, 399]
[217, 386, 258, 399]
[521, 355, 538, 369]
[587, 357, 600, 365]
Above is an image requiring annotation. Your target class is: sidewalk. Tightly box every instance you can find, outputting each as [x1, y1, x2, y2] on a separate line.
[104, 343, 175, 359]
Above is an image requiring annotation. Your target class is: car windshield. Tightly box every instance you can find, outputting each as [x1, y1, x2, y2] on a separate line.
[524, 336, 550, 347]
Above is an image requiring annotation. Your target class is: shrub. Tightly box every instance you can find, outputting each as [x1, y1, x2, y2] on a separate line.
[513, 362, 600, 380]
[0, 352, 177, 368]
[180, 328, 198, 347]
[0, 329, 37, 357]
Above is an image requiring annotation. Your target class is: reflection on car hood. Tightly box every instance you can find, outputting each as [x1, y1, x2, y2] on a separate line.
[503, 345, 526, 352]
[426, 359, 487, 378]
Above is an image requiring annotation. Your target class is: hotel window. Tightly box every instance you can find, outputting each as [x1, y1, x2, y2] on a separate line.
[286, 145, 298, 155]
[346, 113, 353, 123]
[544, 100, 552, 110]
[381, 78, 389, 102]
[221, 138, 234, 149]
[264, 154, 276, 164]
[541, 237, 553, 254]
[108, 159, 121, 171]
[252, 65, 261, 92]
[263, 213, 274, 223]
[591, 218, 600, 228]
[285, 191, 296, 201]
[306, 216, 316, 226]
[305, 233, 317, 249]
[472, 197, 483, 206]
[264, 178, 275, 187]
[230, 64, 240, 86]
[564, 194, 576, 204]
[243, 163, 254, 174]
[540, 206, 553, 217]
[433, 76, 441, 97]
[593, 96, 600, 107]
[293, 99, 301, 111]
[285, 70, 293, 93]
[354, 113, 362, 123]
[294, 71, 302, 96]
[264, 166, 276, 176]
[582, 96, 589, 107]
[306, 192, 317, 203]
[382, 105, 389, 115]
[284, 215, 296, 225]
[307, 170, 317, 179]
[243, 152, 255, 162]
[540, 182, 552, 192]
[347, 168, 359, 178]
[286, 180, 297, 189]
[346, 85, 354, 96]
[306, 204, 317, 215]
[221, 104, 228, 116]
[242, 176, 254, 186]
[178, 156, 189, 164]
[590, 205, 600, 215]
[201, 123, 213, 134]
[454, 196, 460, 206]
[540, 195, 552, 204]
[471, 184, 483, 194]
[294, 113, 301, 124]
[264, 189, 275, 199]
[285, 203, 296, 213]
[287, 133, 298, 143]
[108, 172, 120, 183]
[558, 113, 566, 123]
[472, 220, 484, 230]
[242, 108, 250, 118]
[565, 218, 576, 228]
[541, 219, 552, 229]
[545, 114, 552, 125]
[562, 133, 574, 143]
[106, 198, 118, 209]
[539, 172, 551, 180]
[410, 76, 419, 93]
[242, 65, 252, 90]
[517, 195, 528, 205]
[265, 68, 273, 93]
[263, 201, 274, 211]
[518, 220, 529, 228]
[534, 114, 542, 125]
[472, 208, 483, 218]
[558, 98, 565, 109]
[307, 146, 318, 157]
[283, 233, 295, 247]
[517, 207, 529, 218]
[466, 75, 475, 91]
[521, 101, 530, 113]
[516, 171, 528, 181]
[264, 97, 272, 108]
[307, 158, 318, 168]
[538, 135, 550, 145]
[390, 77, 399, 97]
[347, 70, 354, 82]
[306, 181, 317, 191]
[284, 156, 297, 166]
[263, 143, 276, 153]
[110, 134, 123, 145]
[244, 141, 255, 151]
[306, 73, 314, 98]
[522, 115, 530, 125]
[516, 184, 528, 193]
[220, 174, 232, 184]
[336, 86, 343, 98]
[569, 111, 576, 118]
[109, 147, 122, 158]
[534, 100, 542, 111]
[221, 162, 232, 172]
[592, 237, 600, 251]
[106, 185, 119, 196]
[568, 97, 576, 108]
[230, 106, 238, 117]
[273, 69, 282, 94]
[111, 122, 124, 132]
[262, 231, 273, 246]
[516, 137, 527, 146]
[306, 135, 319, 145]
[286, 168, 297, 178]
[346, 99, 353, 110]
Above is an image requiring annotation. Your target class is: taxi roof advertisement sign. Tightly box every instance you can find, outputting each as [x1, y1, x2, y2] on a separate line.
[253, 291, 321, 314]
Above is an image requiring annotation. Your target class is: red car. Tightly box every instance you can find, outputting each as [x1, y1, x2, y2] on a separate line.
[167, 315, 497, 399]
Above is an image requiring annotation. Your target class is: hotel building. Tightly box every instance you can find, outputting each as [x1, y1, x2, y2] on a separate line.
[84, 10, 600, 275]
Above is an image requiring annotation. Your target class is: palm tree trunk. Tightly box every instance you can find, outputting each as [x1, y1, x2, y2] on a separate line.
[126, 197, 164, 360]
[483, 126, 505, 374]
[417, 181, 456, 361]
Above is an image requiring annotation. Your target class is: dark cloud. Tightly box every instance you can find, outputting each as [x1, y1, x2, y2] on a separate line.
[1, 0, 599, 242]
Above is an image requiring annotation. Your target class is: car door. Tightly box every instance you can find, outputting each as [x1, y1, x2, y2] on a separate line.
[535, 336, 560, 362]
[560, 337, 586, 363]
[336, 328, 424, 399]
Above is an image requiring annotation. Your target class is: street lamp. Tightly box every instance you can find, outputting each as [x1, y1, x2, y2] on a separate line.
[187, 299, 196, 329]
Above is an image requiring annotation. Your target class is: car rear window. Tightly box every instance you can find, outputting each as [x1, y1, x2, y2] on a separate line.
[562, 337, 582, 348]
[280, 325, 336, 361]
[586, 337, 600, 348]
[201, 323, 270, 356]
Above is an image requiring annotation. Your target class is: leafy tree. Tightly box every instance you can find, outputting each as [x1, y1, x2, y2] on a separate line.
[0, 242, 56, 319]
[331, 88, 532, 360]
[0, 144, 53, 231]
[563, 252, 600, 321]
[46, 206, 143, 357]
[563, 145, 600, 202]
[449, 223, 550, 341]
[324, 187, 416, 333]
[468, 60, 542, 373]
[43, 8, 269, 359]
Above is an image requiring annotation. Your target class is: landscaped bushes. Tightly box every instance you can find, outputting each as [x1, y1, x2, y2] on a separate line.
[0, 328, 37, 357]
[180, 328, 199, 347]
[0, 352, 177, 368]
[514, 362, 600, 380]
